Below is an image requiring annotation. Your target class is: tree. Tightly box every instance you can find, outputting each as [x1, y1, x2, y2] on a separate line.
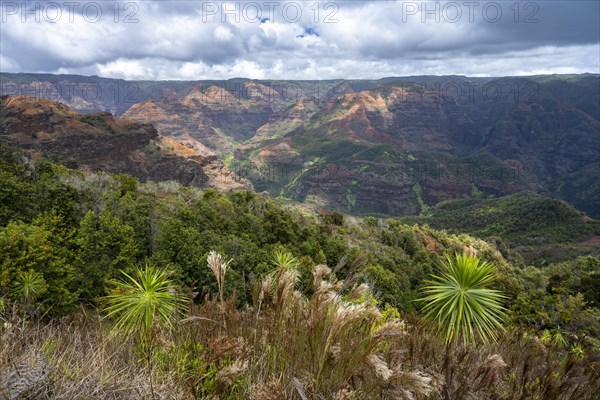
[33, 162, 81, 228]
[419, 253, 506, 400]
[102, 261, 184, 399]
[362, 264, 408, 309]
[13, 270, 47, 304]
[0, 218, 79, 314]
[76, 209, 139, 300]
[0, 171, 35, 225]
[420, 253, 507, 345]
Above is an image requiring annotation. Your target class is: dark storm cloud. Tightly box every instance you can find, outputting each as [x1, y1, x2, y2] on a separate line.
[0, 0, 598, 79]
[483, 1, 599, 44]
[349, 0, 600, 59]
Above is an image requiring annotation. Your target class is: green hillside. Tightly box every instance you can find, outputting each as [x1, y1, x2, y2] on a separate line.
[400, 192, 599, 265]
[1, 144, 599, 399]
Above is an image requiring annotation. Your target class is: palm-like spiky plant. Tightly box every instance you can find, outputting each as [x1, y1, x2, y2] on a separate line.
[102, 261, 183, 344]
[272, 249, 299, 270]
[13, 270, 47, 304]
[420, 253, 507, 400]
[420, 253, 507, 346]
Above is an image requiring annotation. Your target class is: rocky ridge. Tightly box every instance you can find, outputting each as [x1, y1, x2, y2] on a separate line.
[0, 95, 252, 192]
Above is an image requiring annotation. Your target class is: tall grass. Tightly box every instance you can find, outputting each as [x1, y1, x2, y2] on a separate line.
[1, 254, 599, 399]
[0, 311, 184, 399]
[207, 251, 231, 306]
[172, 254, 436, 399]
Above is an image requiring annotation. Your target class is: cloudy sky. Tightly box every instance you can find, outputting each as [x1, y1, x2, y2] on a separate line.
[0, 0, 598, 80]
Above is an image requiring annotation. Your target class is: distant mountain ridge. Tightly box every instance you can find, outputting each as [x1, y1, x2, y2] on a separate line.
[1, 73, 598, 217]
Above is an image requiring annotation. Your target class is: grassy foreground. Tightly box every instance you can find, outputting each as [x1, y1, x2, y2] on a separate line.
[2, 260, 599, 400]
[1, 144, 599, 399]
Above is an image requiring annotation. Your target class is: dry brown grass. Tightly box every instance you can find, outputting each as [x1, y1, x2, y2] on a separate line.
[172, 264, 436, 399]
[0, 312, 185, 399]
[2, 262, 599, 400]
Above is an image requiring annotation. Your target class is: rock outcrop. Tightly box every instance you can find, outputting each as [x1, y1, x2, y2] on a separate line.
[2, 74, 598, 217]
[0, 96, 252, 192]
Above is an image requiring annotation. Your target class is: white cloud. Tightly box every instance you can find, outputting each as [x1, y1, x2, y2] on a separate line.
[214, 25, 234, 42]
[97, 58, 158, 80]
[0, 0, 598, 79]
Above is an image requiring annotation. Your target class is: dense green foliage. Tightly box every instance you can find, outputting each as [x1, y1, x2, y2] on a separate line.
[0, 145, 352, 313]
[79, 113, 115, 133]
[401, 191, 600, 265]
[0, 144, 598, 352]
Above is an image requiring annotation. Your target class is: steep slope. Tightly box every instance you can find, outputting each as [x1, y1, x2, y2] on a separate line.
[120, 80, 336, 157]
[123, 83, 278, 156]
[400, 191, 600, 265]
[0, 96, 251, 192]
[1, 74, 598, 217]
[236, 77, 599, 216]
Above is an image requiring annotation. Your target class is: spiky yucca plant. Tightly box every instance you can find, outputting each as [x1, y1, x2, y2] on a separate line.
[420, 253, 506, 400]
[102, 261, 183, 345]
[420, 253, 506, 346]
[12, 270, 47, 306]
[272, 249, 299, 271]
